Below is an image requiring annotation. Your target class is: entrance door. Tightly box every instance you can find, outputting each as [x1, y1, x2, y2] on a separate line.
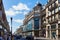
[34, 31, 39, 37]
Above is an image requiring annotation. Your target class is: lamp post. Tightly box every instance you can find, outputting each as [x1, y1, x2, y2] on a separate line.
[11, 17, 13, 40]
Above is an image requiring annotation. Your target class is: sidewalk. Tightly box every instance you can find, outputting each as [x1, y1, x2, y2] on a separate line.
[34, 37, 51, 40]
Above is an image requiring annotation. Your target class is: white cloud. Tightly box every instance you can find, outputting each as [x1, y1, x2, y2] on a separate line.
[12, 3, 30, 10]
[13, 19, 23, 24]
[5, 8, 22, 16]
[24, 11, 29, 15]
[5, 3, 30, 16]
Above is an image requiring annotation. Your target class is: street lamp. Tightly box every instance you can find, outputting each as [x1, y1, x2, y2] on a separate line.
[11, 17, 13, 40]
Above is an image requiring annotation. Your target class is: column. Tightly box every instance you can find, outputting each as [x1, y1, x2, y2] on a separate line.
[32, 31, 34, 36]
[46, 25, 48, 38]
[32, 19, 34, 36]
[46, 8, 48, 38]
[56, 23, 58, 40]
[50, 26, 51, 39]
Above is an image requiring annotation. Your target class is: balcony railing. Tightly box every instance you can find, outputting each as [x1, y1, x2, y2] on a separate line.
[48, 3, 58, 11]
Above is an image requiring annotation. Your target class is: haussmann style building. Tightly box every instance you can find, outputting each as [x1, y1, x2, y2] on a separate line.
[23, 3, 42, 37]
[15, 0, 60, 40]
[41, 0, 60, 40]
[0, 0, 10, 38]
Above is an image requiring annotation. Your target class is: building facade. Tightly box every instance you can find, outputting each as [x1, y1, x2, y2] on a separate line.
[42, 0, 60, 40]
[16, 0, 60, 40]
[23, 3, 42, 37]
[0, 0, 10, 37]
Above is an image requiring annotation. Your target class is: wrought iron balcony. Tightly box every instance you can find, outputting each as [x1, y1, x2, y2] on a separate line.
[48, 3, 58, 11]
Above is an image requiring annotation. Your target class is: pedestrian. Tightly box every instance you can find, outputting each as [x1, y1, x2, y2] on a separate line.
[20, 37, 27, 40]
[0, 36, 4, 40]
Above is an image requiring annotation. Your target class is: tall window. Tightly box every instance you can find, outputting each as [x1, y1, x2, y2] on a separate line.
[51, 24, 56, 29]
[55, 15, 57, 20]
[52, 10, 54, 14]
[48, 11, 51, 16]
[34, 18, 39, 30]
[52, 3, 54, 7]
[55, 8, 58, 13]
[49, 17, 51, 22]
[49, 5, 51, 9]
[52, 16, 54, 21]
[27, 20, 33, 30]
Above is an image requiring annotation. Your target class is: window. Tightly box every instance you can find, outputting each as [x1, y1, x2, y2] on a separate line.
[52, 3, 54, 7]
[58, 6, 60, 10]
[52, 16, 54, 21]
[26, 20, 33, 30]
[48, 11, 51, 16]
[43, 17, 44, 20]
[49, 5, 51, 9]
[55, 8, 58, 13]
[59, 13, 60, 19]
[43, 21, 46, 23]
[34, 13, 40, 16]
[34, 18, 39, 29]
[58, 24, 60, 28]
[52, 10, 54, 14]
[49, 17, 51, 22]
[55, 15, 57, 20]
[43, 17, 45, 20]
[51, 24, 56, 29]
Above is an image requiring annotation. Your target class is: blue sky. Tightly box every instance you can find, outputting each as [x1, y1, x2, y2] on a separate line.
[3, 0, 47, 33]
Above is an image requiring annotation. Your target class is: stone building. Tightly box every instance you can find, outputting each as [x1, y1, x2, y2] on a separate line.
[0, 0, 10, 37]
[23, 3, 42, 37]
[41, 0, 60, 40]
